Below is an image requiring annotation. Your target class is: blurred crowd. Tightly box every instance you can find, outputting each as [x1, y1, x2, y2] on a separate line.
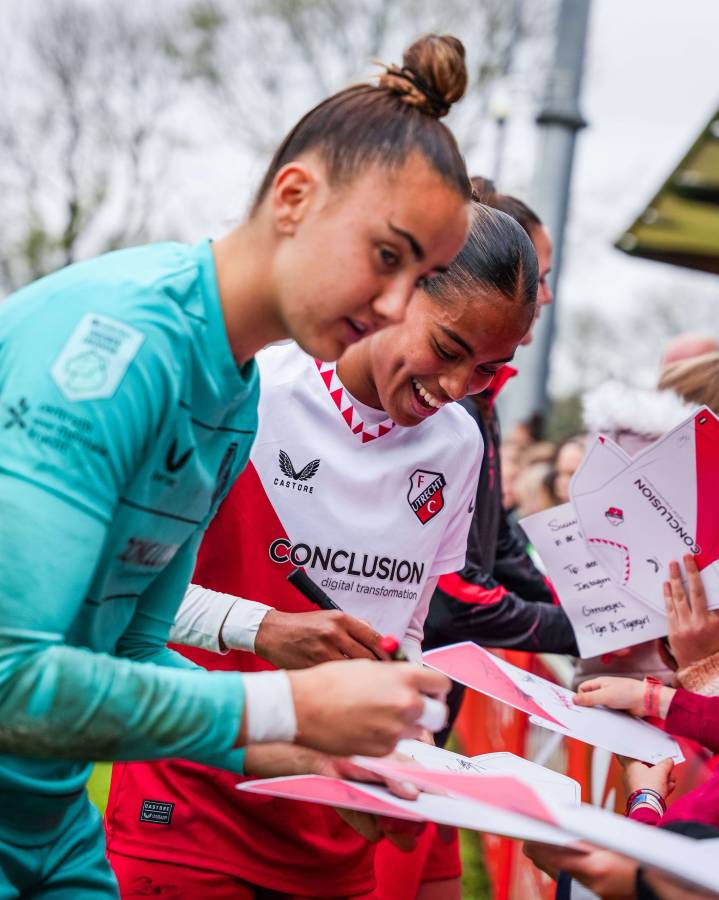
[502, 332, 719, 524]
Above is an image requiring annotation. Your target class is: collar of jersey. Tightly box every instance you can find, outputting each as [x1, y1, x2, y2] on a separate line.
[314, 359, 396, 444]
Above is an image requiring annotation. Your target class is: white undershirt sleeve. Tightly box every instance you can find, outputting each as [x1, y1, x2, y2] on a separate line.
[401, 576, 438, 665]
[169, 584, 272, 654]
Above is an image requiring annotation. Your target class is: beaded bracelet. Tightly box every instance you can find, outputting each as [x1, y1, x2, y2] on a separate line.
[625, 787, 666, 817]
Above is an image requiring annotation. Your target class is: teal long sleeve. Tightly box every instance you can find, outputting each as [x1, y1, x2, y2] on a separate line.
[0, 476, 246, 772]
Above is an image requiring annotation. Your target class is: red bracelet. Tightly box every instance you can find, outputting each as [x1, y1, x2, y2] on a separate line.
[643, 676, 663, 718]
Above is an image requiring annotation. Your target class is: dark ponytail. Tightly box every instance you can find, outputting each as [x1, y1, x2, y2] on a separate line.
[424, 203, 538, 307]
[471, 175, 543, 238]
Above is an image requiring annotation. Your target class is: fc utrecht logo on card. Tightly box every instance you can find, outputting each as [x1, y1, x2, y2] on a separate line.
[408, 469, 446, 524]
[605, 506, 624, 527]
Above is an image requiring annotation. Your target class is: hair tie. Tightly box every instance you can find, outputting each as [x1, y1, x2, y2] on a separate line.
[387, 66, 450, 118]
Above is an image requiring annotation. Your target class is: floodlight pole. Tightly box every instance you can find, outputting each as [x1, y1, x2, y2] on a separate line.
[499, 0, 591, 432]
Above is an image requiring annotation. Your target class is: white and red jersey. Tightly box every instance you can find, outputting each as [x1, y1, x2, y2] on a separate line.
[105, 343, 481, 896]
[251, 345, 481, 640]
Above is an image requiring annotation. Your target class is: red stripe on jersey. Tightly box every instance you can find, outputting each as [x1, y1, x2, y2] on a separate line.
[104, 463, 375, 896]
[314, 358, 395, 444]
[438, 572, 509, 606]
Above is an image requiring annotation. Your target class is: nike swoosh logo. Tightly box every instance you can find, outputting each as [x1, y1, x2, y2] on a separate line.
[166, 439, 194, 473]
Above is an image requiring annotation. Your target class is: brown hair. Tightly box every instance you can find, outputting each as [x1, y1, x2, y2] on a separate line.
[252, 35, 471, 210]
[471, 175, 543, 238]
[658, 351, 719, 415]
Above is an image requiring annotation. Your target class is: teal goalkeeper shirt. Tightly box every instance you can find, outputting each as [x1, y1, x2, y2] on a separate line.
[0, 240, 257, 842]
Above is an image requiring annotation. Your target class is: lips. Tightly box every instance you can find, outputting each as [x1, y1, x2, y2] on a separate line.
[340, 316, 376, 349]
[409, 378, 445, 419]
[412, 378, 446, 410]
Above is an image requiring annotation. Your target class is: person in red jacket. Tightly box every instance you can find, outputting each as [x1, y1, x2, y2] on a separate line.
[525, 555, 719, 899]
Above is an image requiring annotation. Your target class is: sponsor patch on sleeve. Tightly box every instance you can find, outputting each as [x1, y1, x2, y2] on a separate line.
[50, 313, 145, 401]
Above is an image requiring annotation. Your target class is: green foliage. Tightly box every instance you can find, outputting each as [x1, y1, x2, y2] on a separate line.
[460, 829, 492, 899]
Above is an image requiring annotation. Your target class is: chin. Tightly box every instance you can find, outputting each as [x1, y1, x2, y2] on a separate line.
[296, 330, 343, 363]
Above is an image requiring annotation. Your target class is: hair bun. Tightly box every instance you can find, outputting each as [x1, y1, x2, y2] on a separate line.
[379, 34, 467, 119]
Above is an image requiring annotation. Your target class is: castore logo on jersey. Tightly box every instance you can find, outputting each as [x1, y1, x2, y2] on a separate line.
[274, 449, 320, 494]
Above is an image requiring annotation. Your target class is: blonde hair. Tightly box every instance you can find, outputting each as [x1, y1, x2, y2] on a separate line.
[658, 351, 719, 415]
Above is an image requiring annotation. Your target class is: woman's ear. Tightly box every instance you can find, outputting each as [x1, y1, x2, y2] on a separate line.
[270, 161, 320, 235]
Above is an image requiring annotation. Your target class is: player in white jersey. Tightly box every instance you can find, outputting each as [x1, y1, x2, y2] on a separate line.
[105, 202, 539, 899]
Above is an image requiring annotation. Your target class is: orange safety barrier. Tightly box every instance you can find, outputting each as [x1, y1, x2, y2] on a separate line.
[454, 649, 718, 900]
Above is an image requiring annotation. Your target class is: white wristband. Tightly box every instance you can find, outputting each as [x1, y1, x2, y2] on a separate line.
[243, 670, 297, 743]
[222, 599, 273, 652]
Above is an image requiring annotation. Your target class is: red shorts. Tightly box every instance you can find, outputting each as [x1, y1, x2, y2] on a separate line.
[369, 825, 461, 899]
[108, 852, 362, 899]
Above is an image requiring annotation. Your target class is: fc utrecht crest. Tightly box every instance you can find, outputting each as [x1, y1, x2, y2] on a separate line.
[408, 469, 446, 524]
[605, 506, 624, 527]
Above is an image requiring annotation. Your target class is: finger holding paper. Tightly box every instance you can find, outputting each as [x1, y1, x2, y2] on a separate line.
[574, 675, 646, 716]
[666, 556, 719, 670]
[621, 757, 675, 800]
[575, 675, 676, 720]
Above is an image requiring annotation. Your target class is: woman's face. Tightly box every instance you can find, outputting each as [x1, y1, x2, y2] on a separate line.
[520, 224, 553, 346]
[271, 153, 471, 362]
[367, 287, 534, 427]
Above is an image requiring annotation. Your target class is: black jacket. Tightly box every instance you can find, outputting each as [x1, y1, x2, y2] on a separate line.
[423, 387, 578, 656]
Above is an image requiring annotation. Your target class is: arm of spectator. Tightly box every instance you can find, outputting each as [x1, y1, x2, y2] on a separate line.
[665, 690, 719, 754]
[575, 673, 719, 754]
[621, 757, 675, 825]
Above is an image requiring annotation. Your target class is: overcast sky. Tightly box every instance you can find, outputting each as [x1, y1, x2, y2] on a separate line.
[537, 0, 718, 314]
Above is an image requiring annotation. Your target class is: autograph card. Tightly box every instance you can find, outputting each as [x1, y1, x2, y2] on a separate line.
[396, 740, 581, 807]
[521, 502, 665, 657]
[238, 774, 575, 845]
[423, 642, 683, 763]
[571, 408, 719, 612]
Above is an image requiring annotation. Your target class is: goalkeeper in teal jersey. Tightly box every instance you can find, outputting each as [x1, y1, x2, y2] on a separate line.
[0, 34, 471, 899]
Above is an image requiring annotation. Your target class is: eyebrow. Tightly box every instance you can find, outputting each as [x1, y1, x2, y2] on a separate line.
[439, 325, 514, 363]
[388, 222, 425, 261]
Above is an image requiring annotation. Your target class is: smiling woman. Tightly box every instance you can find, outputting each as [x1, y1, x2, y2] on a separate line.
[338, 202, 538, 428]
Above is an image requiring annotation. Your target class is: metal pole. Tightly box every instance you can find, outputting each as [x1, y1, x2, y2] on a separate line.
[499, 0, 591, 432]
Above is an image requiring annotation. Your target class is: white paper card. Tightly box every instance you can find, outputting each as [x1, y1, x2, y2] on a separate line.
[521, 502, 666, 657]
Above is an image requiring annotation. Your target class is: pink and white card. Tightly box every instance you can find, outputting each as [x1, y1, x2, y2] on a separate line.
[239, 771, 719, 892]
[571, 407, 719, 612]
[423, 642, 683, 763]
[396, 739, 580, 806]
[238, 774, 575, 845]
[420, 642, 564, 726]
[520, 501, 665, 657]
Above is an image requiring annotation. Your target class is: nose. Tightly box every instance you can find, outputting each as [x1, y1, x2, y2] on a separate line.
[371, 277, 414, 326]
[439, 365, 488, 402]
[538, 279, 553, 306]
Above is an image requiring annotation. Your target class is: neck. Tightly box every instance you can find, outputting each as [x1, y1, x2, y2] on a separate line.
[212, 220, 286, 364]
[335, 340, 383, 410]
